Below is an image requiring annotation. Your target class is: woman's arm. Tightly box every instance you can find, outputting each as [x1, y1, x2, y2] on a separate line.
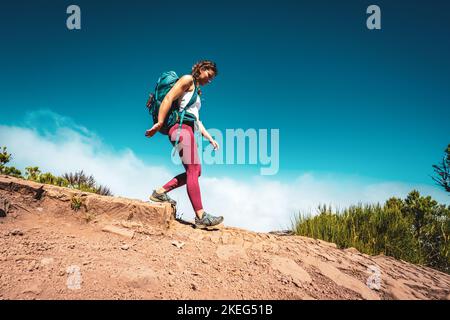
[145, 75, 193, 137]
[197, 120, 219, 150]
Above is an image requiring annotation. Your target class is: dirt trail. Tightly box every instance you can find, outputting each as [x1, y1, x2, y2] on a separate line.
[1, 175, 449, 300]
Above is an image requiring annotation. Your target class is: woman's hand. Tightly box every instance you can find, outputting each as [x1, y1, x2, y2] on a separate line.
[209, 138, 220, 150]
[145, 122, 162, 138]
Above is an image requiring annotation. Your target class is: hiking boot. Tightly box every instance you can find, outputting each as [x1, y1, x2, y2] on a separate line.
[149, 190, 177, 206]
[194, 212, 224, 229]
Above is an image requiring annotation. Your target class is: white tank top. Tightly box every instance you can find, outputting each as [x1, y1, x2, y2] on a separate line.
[178, 89, 201, 120]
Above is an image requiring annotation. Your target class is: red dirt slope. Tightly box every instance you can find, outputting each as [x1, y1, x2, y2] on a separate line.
[1, 175, 449, 300]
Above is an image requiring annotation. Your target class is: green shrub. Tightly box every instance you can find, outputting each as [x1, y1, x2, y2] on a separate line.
[70, 195, 84, 211]
[25, 166, 41, 181]
[0, 147, 23, 178]
[293, 191, 450, 274]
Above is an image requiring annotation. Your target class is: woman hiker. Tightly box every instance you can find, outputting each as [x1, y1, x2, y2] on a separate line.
[145, 60, 224, 229]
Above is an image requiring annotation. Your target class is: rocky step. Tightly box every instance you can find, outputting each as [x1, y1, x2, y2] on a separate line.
[0, 174, 175, 231]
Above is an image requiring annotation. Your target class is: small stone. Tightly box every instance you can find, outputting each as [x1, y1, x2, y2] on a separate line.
[82, 261, 91, 265]
[191, 282, 198, 291]
[40, 257, 54, 266]
[21, 285, 42, 295]
[27, 260, 37, 272]
[68, 244, 75, 249]
[171, 240, 185, 249]
[345, 247, 360, 254]
[10, 229, 23, 236]
[102, 225, 135, 239]
[120, 244, 129, 251]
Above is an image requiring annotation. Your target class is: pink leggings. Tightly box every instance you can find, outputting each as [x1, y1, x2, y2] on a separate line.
[162, 123, 203, 212]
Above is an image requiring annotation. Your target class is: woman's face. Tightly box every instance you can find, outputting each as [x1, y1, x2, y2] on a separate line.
[198, 68, 216, 86]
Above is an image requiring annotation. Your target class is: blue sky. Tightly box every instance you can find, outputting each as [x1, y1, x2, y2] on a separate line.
[1, 1, 449, 231]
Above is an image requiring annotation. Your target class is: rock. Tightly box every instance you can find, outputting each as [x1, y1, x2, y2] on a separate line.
[15, 255, 36, 263]
[27, 260, 37, 272]
[120, 267, 158, 289]
[0, 198, 10, 217]
[345, 247, 360, 254]
[40, 257, 54, 267]
[102, 225, 135, 239]
[120, 244, 130, 251]
[68, 244, 75, 249]
[268, 230, 294, 236]
[171, 240, 185, 249]
[216, 245, 247, 261]
[21, 285, 42, 295]
[191, 282, 198, 291]
[10, 229, 23, 236]
[270, 256, 312, 284]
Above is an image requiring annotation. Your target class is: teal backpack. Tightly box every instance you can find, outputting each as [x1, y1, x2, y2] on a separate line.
[146, 71, 199, 136]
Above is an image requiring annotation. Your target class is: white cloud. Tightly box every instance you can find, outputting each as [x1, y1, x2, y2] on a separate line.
[1, 110, 448, 232]
[0, 110, 171, 201]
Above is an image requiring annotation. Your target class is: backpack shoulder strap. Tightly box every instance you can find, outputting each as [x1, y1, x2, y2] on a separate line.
[185, 82, 198, 108]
